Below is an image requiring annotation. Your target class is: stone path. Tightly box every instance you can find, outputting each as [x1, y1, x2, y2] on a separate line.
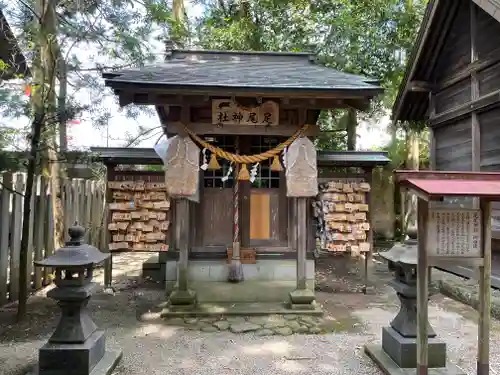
[163, 314, 344, 335]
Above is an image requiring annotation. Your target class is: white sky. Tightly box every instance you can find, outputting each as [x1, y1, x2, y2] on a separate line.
[4, 1, 390, 152]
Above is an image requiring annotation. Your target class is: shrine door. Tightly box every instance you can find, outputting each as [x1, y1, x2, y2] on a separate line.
[249, 136, 288, 247]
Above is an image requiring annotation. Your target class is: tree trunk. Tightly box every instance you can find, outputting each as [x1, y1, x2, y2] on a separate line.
[172, 0, 186, 48]
[346, 108, 357, 150]
[58, 57, 68, 152]
[17, 0, 59, 320]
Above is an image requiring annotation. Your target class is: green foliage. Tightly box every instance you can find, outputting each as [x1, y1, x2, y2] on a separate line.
[193, 0, 427, 150]
[0, 0, 174, 150]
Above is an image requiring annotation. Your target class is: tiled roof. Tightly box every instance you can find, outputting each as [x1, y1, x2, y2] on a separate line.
[103, 50, 382, 94]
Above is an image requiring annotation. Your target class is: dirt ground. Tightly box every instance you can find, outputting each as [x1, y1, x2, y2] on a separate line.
[0, 253, 498, 375]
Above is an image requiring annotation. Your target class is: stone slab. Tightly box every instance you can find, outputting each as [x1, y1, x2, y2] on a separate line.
[165, 280, 315, 303]
[364, 345, 466, 375]
[161, 301, 323, 318]
[165, 259, 315, 283]
[382, 326, 446, 368]
[28, 347, 122, 375]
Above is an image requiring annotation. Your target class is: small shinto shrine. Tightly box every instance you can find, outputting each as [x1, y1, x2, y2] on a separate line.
[101, 48, 386, 313]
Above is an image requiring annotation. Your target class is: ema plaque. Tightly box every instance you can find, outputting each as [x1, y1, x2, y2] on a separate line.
[426, 209, 482, 257]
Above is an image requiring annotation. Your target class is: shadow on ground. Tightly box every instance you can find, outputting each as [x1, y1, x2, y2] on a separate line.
[0, 252, 498, 375]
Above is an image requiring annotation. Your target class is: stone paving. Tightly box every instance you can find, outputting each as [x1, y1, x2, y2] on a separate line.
[163, 314, 346, 335]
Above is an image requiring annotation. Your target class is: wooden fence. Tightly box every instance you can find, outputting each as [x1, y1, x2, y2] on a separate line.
[0, 173, 105, 306]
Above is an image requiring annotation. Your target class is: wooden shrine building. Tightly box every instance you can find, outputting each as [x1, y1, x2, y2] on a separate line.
[393, 0, 500, 281]
[394, 0, 500, 173]
[102, 49, 386, 311]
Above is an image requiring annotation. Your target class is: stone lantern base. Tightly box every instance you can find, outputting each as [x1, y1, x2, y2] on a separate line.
[28, 330, 122, 375]
[364, 345, 465, 375]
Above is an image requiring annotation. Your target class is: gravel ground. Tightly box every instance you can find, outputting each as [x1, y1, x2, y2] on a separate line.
[1, 253, 499, 375]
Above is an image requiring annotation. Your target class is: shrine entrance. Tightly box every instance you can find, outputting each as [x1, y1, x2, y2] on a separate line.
[199, 135, 287, 249]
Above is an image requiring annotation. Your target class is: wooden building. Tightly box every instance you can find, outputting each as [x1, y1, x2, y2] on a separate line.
[393, 0, 500, 279]
[102, 49, 385, 311]
[393, 0, 500, 173]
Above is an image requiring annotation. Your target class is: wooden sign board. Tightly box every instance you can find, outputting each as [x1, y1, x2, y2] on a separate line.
[212, 99, 279, 126]
[426, 209, 482, 257]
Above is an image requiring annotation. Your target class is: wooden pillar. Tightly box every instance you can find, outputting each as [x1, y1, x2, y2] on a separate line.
[289, 197, 315, 308]
[417, 197, 429, 375]
[169, 198, 196, 306]
[478, 198, 491, 375]
[297, 197, 307, 289]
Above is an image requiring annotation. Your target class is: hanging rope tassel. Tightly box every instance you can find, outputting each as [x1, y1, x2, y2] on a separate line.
[270, 155, 282, 171]
[207, 153, 221, 170]
[238, 164, 250, 181]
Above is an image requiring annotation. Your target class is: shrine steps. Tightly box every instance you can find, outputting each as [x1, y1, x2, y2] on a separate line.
[161, 301, 323, 318]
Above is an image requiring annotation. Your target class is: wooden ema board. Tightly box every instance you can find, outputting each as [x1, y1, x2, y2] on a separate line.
[250, 192, 270, 240]
[315, 180, 371, 255]
[426, 208, 482, 257]
[107, 179, 170, 252]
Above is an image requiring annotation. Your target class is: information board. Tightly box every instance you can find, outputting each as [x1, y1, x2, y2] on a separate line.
[426, 209, 482, 257]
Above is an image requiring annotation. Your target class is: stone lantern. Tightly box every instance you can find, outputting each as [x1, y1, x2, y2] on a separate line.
[364, 227, 456, 373]
[30, 225, 122, 375]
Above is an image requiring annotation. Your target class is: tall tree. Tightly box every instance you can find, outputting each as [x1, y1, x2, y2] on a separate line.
[193, 0, 427, 149]
[1, 0, 174, 319]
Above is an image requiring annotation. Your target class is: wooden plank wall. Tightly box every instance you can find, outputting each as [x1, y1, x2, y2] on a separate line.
[431, 3, 500, 172]
[479, 107, 500, 171]
[434, 117, 473, 170]
[0, 173, 104, 307]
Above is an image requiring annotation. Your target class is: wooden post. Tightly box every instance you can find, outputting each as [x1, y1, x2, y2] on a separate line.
[34, 176, 47, 290]
[297, 197, 307, 289]
[0, 172, 12, 305]
[169, 198, 196, 306]
[478, 198, 491, 375]
[178, 198, 189, 291]
[10, 174, 25, 302]
[417, 197, 429, 375]
[289, 196, 315, 307]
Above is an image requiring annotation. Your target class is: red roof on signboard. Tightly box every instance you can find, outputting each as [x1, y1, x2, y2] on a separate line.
[401, 178, 500, 198]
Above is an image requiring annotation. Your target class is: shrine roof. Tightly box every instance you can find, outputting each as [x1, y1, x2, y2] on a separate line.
[91, 147, 390, 167]
[396, 170, 500, 200]
[102, 49, 382, 96]
[317, 151, 390, 167]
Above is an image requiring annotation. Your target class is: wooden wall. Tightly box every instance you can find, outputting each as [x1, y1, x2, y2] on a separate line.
[434, 117, 472, 170]
[430, 2, 500, 173]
